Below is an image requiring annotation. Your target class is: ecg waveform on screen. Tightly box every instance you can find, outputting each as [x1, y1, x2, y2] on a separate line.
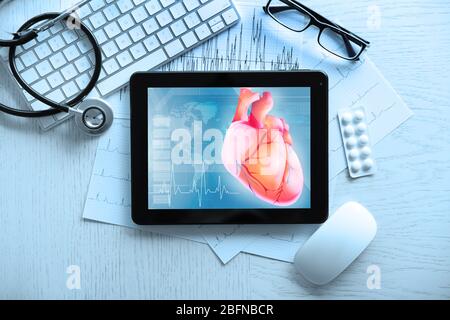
[150, 163, 239, 208]
[159, 9, 300, 72]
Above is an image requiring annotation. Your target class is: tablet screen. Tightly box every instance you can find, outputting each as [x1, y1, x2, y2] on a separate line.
[147, 87, 311, 210]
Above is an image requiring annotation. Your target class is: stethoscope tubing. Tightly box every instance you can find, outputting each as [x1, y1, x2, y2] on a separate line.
[0, 12, 102, 118]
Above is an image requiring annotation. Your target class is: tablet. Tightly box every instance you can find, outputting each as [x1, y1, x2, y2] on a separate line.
[130, 72, 328, 225]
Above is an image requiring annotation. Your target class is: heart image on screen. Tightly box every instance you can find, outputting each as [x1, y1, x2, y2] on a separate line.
[222, 88, 304, 206]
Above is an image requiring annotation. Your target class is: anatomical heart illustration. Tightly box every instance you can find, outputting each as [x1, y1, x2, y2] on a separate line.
[222, 88, 304, 206]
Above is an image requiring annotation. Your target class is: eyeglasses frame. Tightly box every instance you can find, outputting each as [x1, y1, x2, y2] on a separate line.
[263, 0, 370, 60]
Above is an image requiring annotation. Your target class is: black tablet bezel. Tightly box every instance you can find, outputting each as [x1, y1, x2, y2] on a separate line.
[130, 71, 328, 225]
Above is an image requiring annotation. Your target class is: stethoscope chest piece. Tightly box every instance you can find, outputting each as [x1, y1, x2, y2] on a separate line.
[74, 98, 113, 136]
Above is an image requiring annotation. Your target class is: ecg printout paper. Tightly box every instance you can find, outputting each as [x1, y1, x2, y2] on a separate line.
[83, 0, 413, 263]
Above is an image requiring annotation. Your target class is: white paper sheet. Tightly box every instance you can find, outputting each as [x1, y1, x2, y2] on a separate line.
[83, 0, 413, 263]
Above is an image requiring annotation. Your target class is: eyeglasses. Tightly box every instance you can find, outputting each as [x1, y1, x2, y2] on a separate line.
[263, 0, 370, 61]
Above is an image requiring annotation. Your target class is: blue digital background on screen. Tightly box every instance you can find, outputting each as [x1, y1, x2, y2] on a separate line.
[147, 87, 311, 210]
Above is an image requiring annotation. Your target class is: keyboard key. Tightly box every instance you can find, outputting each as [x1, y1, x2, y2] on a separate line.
[183, 0, 200, 11]
[103, 58, 120, 74]
[160, 0, 175, 7]
[145, 0, 162, 15]
[170, 20, 187, 37]
[54, 111, 71, 121]
[104, 21, 121, 38]
[129, 25, 146, 42]
[184, 12, 200, 28]
[90, 0, 106, 11]
[181, 31, 198, 48]
[49, 22, 63, 34]
[36, 30, 51, 42]
[47, 71, 64, 88]
[74, 56, 91, 73]
[22, 39, 36, 50]
[63, 45, 80, 62]
[75, 73, 90, 89]
[131, 6, 148, 23]
[102, 40, 119, 57]
[15, 59, 24, 72]
[34, 43, 52, 59]
[157, 27, 174, 44]
[222, 8, 238, 25]
[21, 68, 39, 83]
[210, 21, 225, 33]
[115, 33, 132, 50]
[118, 13, 134, 30]
[32, 100, 51, 112]
[61, 64, 77, 80]
[164, 39, 184, 57]
[62, 30, 79, 44]
[94, 29, 108, 44]
[117, 0, 134, 13]
[143, 35, 160, 52]
[20, 51, 38, 67]
[62, 81, 78, 98]
[156, 10, 173, 27]
[77, 39, 93, 53]
[103, 4, 120, 21]
[47, 89, 65, 103]
[32, 79, 51, 94]
[116, 51, 133, 67]
[35, 60, 53, 77]
[78, 4, 92, 18]
[22, 91, 33, 102]
[97, 49, 167, 95]
[49, 52, 66, 69]
[142, 18, 159, 35]
[208, 16, 222, 27]
[195, 23, 211, 40]
[198, 0, 230, 21]
[169, 2, 186, 19]
[48, 35, 66, 51]
[130, 43, 146, 59]
[89, 11, 107, 29]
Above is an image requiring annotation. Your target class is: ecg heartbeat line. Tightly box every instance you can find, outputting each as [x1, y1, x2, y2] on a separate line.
[88, 192, 131, 208]
[150, 163, 239, 208]
[98, 138, 130, 156]
[93, 169, 130, 182]
[158, 9, 300, 72]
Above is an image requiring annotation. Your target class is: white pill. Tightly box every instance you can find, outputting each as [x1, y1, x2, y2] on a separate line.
[341, 112, 353, 125]
[359, 134, 369, 146]
[351, 161, 361, 173]
[354, 110, 364, 122]
[360, 146, 371, 158]
[344, 126, 355, 137]
[356, 123, 367, 135]
[348, 149, 359, 160]
[362, 159, 374, 171]
[346, 137, 357, 149]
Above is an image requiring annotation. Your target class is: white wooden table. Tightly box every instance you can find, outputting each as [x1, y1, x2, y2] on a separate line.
[0, 0, 449, 299]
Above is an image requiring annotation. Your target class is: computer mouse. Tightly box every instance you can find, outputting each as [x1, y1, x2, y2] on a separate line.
[294, 201, 377, 285]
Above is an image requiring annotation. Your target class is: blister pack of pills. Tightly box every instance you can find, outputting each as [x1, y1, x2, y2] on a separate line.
[337, 107, 377, 178]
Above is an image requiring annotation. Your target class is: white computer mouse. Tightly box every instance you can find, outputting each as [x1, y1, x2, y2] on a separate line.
[294, 201, 377, 285]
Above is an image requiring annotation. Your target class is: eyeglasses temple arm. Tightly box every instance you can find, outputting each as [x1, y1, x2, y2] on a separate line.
[293, 1, 370, 45]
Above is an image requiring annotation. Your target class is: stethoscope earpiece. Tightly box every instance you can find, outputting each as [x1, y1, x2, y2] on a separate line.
[73, 98, 114, 136]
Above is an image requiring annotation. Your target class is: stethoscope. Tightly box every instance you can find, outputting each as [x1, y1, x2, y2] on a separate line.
[0, 1, 113, 135]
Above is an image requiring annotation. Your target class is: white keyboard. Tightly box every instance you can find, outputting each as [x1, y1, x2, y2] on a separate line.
[0, 0, 240, 130]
